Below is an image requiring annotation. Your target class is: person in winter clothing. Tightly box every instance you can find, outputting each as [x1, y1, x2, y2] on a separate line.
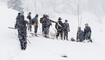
[15, 13, 21, 29]
[40, 14, 46, 34]
[55, 17, 64, 40]
[63, 20, 70, 40]
[76, 27, 84, 42]
[33, 14, 39, 36]
[84, 23, 92, 42]
[40, 14, 56, 34]
[27, 12, 32, 32]
[42, 15, 52, 38]
[15, 12, 28, 50]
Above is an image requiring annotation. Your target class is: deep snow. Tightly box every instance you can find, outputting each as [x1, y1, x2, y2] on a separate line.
[0, 2, 105, 60]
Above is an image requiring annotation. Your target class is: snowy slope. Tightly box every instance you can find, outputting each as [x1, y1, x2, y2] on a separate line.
[0, 2, 105, 60]
[0, 3, 20, 60]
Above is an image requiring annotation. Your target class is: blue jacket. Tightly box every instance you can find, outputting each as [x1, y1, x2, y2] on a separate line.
[33, 16, 38, 24]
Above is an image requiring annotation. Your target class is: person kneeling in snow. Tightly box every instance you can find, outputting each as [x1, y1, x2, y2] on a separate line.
[84, 23, 92, 42]
[76, 27, 84, 42]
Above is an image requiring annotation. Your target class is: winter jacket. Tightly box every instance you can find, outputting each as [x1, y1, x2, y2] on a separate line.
[33, 16, 38, 27]
[27, 15, 32, 24]
[17, 15, 28, 30]
[84, 26, 91, 35]
[42, 18, 52, 27]
[27, 15, 31, 20]
[55, 20, 64, 31]
[77, 29, 84, 41]
[63, 22, 70, 32]
[15, 14, 21, 28]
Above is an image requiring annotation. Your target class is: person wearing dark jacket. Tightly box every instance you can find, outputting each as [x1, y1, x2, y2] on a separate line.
[63, 20, 70, 40]
[42, 15, 52, 38]
[27, 12, 32, 32]
[40, 14, 46, 34]
[55, 17, 64, 40]
[16, 12, 28, 50]
[76, 27, 84, 42]
[40, 15, 56, 34]
[15, 13, 21, 29]
[84, 23, 92, 42]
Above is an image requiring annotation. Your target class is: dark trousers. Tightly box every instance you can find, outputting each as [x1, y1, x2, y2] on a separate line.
[28, 21, 32, 32]
[56, 30, 63, 40]
[84, 32, 92, 42]
[43, 26, 49, 37]
[42, 25, 44, 34]
[34, 25, 38, 33]
[64, 31, 68, 40]
[18, 29, 27, 50]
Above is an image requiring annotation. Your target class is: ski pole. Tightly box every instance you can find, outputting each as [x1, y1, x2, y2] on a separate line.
[27, 39, 31, 44]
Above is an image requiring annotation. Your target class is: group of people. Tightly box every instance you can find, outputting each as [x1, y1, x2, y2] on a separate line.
[76, 24, 92, 42]
[15, 12, 92, 50]
[26, 12, 70, 40]
[55, 17, 70, 40]
[27, 12, 38, 36]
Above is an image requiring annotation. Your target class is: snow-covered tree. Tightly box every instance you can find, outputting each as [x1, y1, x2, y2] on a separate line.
[7, 0, 23, 11]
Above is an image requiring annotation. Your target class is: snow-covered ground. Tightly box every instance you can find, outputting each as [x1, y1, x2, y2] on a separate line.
[0, 2, 105, 60]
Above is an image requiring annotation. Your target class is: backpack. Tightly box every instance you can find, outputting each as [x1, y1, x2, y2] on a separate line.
[31, 19, 34, 25]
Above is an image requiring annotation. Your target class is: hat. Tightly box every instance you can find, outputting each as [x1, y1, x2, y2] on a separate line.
[18, 13, 21, 15]
[43, 14, 46, 17]
[29, 12, 31, 14]
[85, 23, 88, 26]
[78, 27, 81, 30]
[65, 20, 68, 22]
[36, 14, 38, 17]
[58, 17, 62, 20]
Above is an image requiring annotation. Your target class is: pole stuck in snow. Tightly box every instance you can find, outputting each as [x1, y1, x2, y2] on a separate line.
[77, 0, 80, 27]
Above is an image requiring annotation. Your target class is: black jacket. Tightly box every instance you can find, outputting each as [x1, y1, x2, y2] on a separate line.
[84, 26, 91, 35]
[27, 15, 31, 20]
[16, 15, 28, 30]
[77, 29, 84, 40]
[42, 18, 52, 27]
[63, 22, 70, 32]
[55, 20, 64, 30]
